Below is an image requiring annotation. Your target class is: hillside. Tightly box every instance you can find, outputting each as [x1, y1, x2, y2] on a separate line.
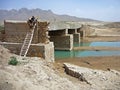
[104, 22, 120, 28]
[0, 45, 120, 90]
[0, 8, 100, 25]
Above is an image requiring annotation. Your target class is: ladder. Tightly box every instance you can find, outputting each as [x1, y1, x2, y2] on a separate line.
[20, 23, 36, 57]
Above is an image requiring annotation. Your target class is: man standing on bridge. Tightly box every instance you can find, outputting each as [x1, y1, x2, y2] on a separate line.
[28, 16, 37, 29]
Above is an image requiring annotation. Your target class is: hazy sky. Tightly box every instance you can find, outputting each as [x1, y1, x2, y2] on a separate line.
[0, 0, 120, 21]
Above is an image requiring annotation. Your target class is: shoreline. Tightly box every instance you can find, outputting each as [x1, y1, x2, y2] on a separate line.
[55, 36, 120, 72]
[55, 56, 120, 71]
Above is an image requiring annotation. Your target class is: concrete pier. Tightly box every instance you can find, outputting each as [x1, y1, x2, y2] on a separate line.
[49, 29, 73, 50]
[68, 29, 81, 43]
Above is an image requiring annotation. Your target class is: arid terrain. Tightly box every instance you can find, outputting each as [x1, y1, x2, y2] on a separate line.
[0, 22, 120, 90]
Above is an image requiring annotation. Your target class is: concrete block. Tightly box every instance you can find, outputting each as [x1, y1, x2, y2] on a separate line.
[49, 34, 73, 50]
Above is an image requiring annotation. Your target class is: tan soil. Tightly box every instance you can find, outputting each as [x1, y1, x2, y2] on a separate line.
[55, 56, 120, 71]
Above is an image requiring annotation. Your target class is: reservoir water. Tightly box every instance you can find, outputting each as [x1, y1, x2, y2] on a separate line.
[55, 42, 120, 59]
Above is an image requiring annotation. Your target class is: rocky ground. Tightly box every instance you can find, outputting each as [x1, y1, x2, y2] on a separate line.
[0, 45, 81, 90]
[0, 44, 120, 90]
[64, 63, 120, 90]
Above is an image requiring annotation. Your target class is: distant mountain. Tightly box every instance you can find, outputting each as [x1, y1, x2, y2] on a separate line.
[0, 8, 100, 25]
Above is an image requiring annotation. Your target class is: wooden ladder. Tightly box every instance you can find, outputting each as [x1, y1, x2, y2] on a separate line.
[20, 23, 36, 57]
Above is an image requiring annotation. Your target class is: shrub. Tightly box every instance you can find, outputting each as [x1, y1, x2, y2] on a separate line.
[8, 56, 18, 65]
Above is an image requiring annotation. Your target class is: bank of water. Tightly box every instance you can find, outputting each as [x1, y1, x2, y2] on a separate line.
[55, 42, 120, 59]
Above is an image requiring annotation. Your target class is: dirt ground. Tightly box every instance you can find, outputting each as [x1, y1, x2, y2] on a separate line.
[55, 56, 120, 71]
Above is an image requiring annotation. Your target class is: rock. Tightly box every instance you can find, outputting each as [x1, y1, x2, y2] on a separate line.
[63, 63, 120, 89]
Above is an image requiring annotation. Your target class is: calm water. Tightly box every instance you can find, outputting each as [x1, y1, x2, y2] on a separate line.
[55, 42, 120, 59]
[90, 42, 120, 47]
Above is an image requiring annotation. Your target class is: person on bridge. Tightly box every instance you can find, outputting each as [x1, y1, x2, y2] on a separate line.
[28, 16, 37, 29]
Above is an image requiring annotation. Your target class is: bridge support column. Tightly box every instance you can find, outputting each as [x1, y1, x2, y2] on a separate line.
[73, 33, 80, 43]
[68, 29, 80, 43]
[49, 29, 73, 50]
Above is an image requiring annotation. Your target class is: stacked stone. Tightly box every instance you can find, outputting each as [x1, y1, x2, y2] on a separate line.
[0, 32, 5, 41]
[4, 20, 41, 44]
[4, 20, 29, 43]
[37, 21, 50, 43]
[80, 25, 95, 37]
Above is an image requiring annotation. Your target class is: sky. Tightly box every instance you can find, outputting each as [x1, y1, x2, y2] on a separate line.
[0, 0, 120, 22]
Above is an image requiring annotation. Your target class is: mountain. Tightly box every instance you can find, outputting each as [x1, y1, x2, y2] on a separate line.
[0, 8, 100, 25]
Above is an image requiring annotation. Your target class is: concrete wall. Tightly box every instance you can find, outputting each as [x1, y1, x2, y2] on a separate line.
[0, 42, 54, 62]
[49, 35, 73, 50]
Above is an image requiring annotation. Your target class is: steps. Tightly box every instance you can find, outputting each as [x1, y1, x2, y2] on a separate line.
[20, 23, 36, 57]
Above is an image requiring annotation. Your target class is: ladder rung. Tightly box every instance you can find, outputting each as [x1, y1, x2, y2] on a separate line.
[20, 23, 36, 56]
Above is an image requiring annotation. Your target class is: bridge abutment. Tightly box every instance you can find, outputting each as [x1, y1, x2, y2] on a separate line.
[49, 29, 73, 50]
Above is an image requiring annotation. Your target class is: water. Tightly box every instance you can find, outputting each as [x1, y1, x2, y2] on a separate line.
[90, 42, 120, 47]
[55, 42, 120, 59]
[78, 51, 120, 57]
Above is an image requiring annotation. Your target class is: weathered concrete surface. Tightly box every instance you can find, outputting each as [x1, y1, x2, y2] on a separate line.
[49, 21, 82, 30]
[49, 29, 66, 36]
[64, 63, 120, 90]
[0, 42, 54, 62]
[49, 35, 73, 50]
[73, 33, 80, 43]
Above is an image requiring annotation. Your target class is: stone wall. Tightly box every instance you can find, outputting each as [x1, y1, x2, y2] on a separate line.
[2, 20, 54, 62]
[4, 20, 31, 43]
[0, 33, 5, 42]
[73, 33, 80, 43]
[0, 42, 54, 62]
[37, 21, 50, 43]
[49, 35, 73, 50]
[4, 20, 50, 44]
[80, 25, 95, 37]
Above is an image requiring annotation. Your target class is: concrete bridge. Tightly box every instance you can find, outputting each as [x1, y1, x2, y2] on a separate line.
[47, 21, 85, 50]
[49, 28, 83, 50]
